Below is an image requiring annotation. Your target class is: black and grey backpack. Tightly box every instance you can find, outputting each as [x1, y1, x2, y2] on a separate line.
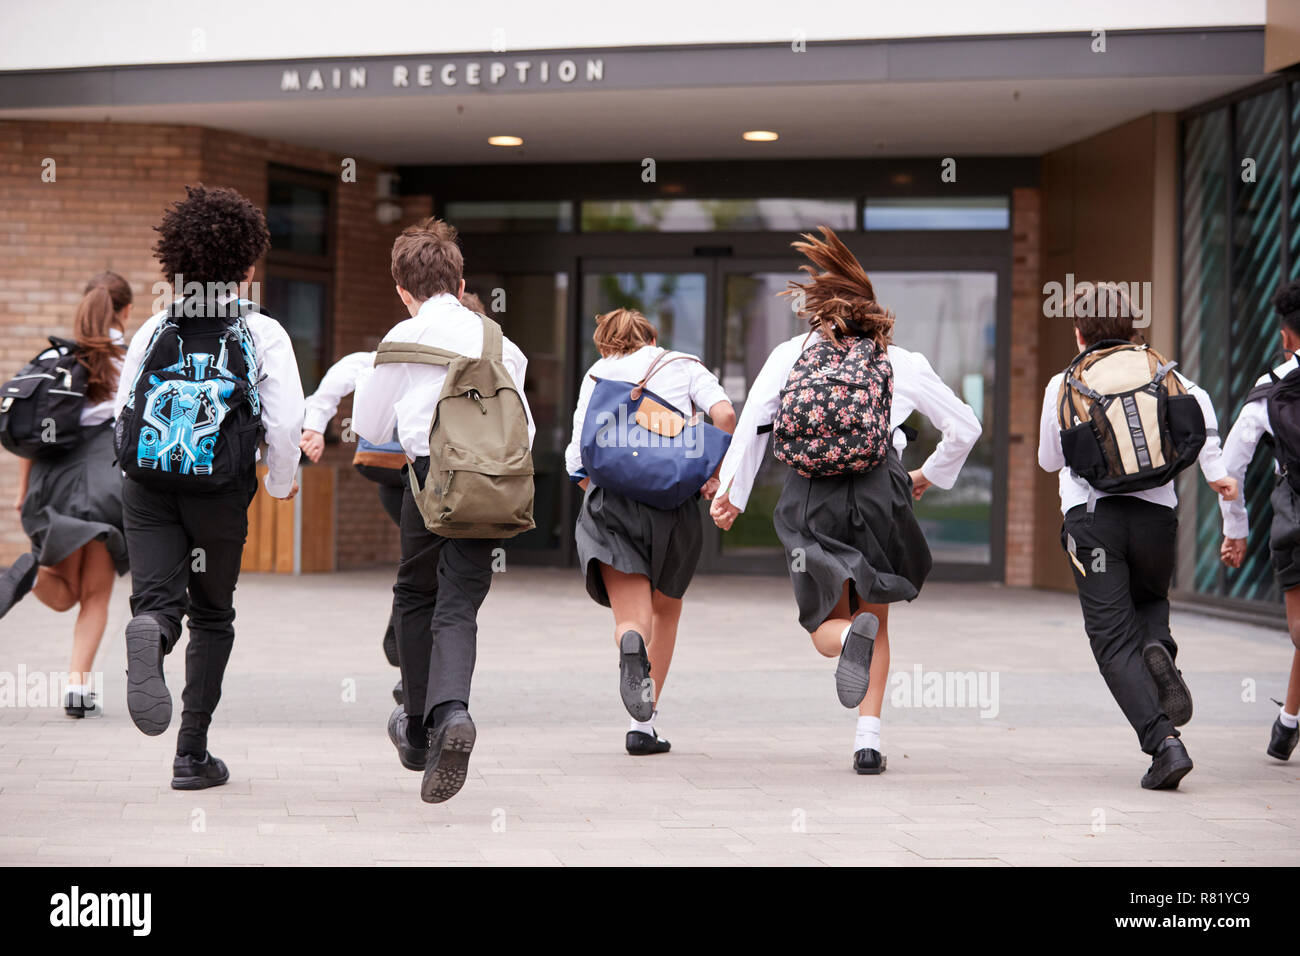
[0, 337, 90, 459]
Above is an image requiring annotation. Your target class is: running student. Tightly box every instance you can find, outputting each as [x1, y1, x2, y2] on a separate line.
[115, 184, 304, 790]
[354, 219, 535, 804]
[711, 227, 979, 774]
[564, 308, 736, 755]
[1038, 281, 1236, 790]
[299, 291, 490, 707]
[0, 272, 134, 718]
[1219, 278, 1300, 762]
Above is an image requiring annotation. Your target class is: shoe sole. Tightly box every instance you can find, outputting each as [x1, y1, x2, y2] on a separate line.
[0, 552, 37, 619]
[1266, 745, 1294, 761]
[854, 756, 888, 776]
[1143, 644, 1192, 726]
[835, 614, 878, 708]
[387, 710, 428, 772]
[392, 683, 404, 706]
[382, 625, 399, 667]
[619, 631, 654, 722]
[124, 617, 171, 736]
[1142, 758, 1193, 790]
[171, 770, 230, 791]
[421, 714, 476, 804]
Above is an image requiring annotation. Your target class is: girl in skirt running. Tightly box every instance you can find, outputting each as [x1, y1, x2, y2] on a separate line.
[565, 309, 736, 755]
[711, 227, 981, 773]
[0, 272, 134, 717]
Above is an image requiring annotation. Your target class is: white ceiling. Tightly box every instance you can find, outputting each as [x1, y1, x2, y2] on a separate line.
[0, 73, 1259, 164]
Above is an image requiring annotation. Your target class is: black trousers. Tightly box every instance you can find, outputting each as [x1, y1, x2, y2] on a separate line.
[1062, 496, 1179, 754]
[375, 482, 405, 654]
[392, 458, 498, 726]
[122, 475, 255, 756]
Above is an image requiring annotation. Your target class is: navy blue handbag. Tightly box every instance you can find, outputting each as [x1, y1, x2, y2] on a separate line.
[579, 352, 731, 509]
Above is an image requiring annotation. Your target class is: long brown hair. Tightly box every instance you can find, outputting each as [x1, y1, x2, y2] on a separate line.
[780, 226, 894, 350]
[75, 272, 131, 402]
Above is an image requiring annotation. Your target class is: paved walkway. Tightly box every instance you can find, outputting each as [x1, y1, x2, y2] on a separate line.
[1, 568, 1297, 866]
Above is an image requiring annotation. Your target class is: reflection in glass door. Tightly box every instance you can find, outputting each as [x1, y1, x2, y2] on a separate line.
[579, 265, 708, 370]
[720, 267, 998, 571]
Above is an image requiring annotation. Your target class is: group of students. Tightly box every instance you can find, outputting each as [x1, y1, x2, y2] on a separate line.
[0, 183, 1296, 806]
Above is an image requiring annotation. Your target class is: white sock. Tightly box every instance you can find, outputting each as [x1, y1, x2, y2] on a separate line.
[629, 709, 658, 736]
[840, 625, 851, 649]
[854, 715, 881, 752]
[1281, 707, 1299, 729]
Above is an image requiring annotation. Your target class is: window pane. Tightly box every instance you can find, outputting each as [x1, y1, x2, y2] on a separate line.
[579, 272, 707, 370]
[264, 276, 327, 393]
[446, 200, 573, 233]
[267, 180, 330, 256]
[581, 198, 855, 232]
[864, 197, 1009, 230]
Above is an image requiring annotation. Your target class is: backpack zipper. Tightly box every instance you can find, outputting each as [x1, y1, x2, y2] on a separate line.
[468, 389, 487, 414]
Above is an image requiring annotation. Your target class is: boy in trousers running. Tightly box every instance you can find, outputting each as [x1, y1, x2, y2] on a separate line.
[115, 185, 305, 790]
[353, 219, 535, 804]
[1038, 283, 1237, 790]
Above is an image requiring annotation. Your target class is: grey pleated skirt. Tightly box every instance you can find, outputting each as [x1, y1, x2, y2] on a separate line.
[20, 422, 129, 575]
[576, 484, 704, 606]
[774, 451, 932, 631]
[1269, 476, 1300, 591]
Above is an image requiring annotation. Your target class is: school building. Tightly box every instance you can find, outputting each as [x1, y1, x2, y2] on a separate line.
[1, 1, 1297, 617]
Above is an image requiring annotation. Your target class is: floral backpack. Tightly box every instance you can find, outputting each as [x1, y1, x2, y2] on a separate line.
[772, 334, 894, 478]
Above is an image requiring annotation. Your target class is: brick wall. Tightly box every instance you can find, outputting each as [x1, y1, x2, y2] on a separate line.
[1004, 186, 1043, 588]
[0, 119, 420, 569]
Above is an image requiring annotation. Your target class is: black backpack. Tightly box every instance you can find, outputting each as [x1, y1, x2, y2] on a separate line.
[0, 337, 90, 460]
[114, 299, 265, 494]
[1247, 355, 1300, 493]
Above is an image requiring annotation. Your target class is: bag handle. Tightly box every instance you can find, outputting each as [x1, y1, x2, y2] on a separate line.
[631, 349, 704, 399]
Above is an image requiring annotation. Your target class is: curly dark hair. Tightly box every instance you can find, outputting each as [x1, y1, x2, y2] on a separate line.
[1275, 278, 1300, 336]
[152, 184, 271, 288]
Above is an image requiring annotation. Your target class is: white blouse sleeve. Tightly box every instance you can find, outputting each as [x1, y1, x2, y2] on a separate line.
[564, 365, 600, 478]
[302, 351, 375, 434]
[896, 350, 982, 490]
[717, 338, 802, 512]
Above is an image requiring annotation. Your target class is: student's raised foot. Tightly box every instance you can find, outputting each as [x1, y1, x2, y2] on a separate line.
[124, 615, 172, 736]
[1268, 715, 1299, 761]
[1142, 642, 1192, 726]
[387, 706, 429, 771]
[421, 705, 476, 804]
[382, 621, 399, 667]
[1140, 737, 1193, 790]
[392, 679, 404, 706]
[835, 613, 878, 708]
[0, 552, 38, 620]
[853, 748, 887, 775]
[171, 751, 230, 790]
[618, 630, 655, 721]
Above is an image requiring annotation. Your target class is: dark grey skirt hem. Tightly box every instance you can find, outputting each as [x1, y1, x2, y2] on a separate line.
[1270, 477, 1300, 592]
[575, 485, 703, 606]
[774, 452, 932, 632]
[19, 423, 129, 575]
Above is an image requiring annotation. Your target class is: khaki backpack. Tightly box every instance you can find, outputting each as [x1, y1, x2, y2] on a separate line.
[1055, 339, 1205, 495]
[374, 313, 535, 539]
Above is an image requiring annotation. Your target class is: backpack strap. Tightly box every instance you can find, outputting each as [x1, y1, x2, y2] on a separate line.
[477, 313, 503, 362]
[374, 341, 460, 367]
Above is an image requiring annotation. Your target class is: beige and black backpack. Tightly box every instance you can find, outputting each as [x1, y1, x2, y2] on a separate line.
[1056, 339, 1206, 494]
[374, 313, 534, 538]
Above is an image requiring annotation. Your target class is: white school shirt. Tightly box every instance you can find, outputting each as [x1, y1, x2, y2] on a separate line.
[67, 327, 126, 426]
[303, 350, 375, 434]
[113, 301, 306, 498]
[353, 293, 535, 458]
[1218, 355, 1298, 539]
[564, 345, 731, 477]
[716, 332, 983, 512]
[1037, 369, 1228, 516]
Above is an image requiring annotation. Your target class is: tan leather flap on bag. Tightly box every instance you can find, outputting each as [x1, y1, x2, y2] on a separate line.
[635, 396, 690, 437]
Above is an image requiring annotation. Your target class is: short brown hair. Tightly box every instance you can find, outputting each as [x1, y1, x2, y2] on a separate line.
[593, 308, 657, 358]
[460, 291, 487, 314]
[1070, 282, 1138, 347]
[391, 218, 463, 300]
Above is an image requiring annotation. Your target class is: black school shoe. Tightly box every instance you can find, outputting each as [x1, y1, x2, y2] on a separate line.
[853, 748, 887, 775]
[618, 630, 655, 722]
[63, 688, 98, 719]
[421, 708, 476, 804]
[387, 706, 429, 771]
[382, 621, 399, 667]
[124, 615, 172, 736]
[835, 613, 879, 708]
[626, 730, 671, 755]
[171, 752, 230, 791]
[1143, 643, 1193, 726]
[1268, 716, 1299, 761]
[0, 552, 38, 619]
[392, 679, 404, 706]
[1140, 737, 1193, 790]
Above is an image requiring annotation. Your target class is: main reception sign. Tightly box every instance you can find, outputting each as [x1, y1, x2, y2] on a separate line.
[278, 58, 606, 92]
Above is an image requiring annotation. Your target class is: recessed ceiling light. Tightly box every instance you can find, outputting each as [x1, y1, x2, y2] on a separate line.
[742, 130, 778, 142]
[488, 135, 523, 147]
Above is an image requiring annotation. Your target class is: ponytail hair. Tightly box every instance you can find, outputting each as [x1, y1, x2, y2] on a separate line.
[781, 225, 894, 351]
[592, 308, 658, 358]
[74, 271, 131, 403]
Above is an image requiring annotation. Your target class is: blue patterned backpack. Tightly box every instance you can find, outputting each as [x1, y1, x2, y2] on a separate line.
[114, 298, 265, 493]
